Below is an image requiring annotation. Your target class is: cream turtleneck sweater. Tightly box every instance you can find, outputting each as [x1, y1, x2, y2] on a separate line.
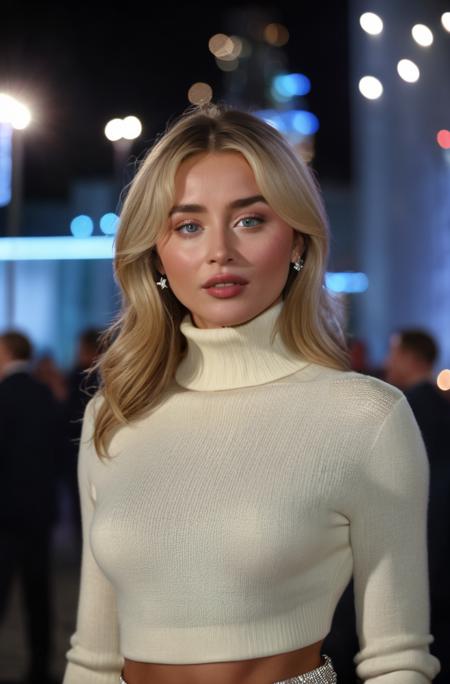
[64, 302, 440, 683]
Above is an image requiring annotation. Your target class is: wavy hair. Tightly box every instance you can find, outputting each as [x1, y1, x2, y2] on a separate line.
[92, 103, 349, 457]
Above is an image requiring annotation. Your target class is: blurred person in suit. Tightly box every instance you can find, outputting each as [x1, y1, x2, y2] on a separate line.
[63, 328, 101, 553]
[0, 330, 61, 684]
[384, 329, 450, 681]
[34, 352, 68, 403]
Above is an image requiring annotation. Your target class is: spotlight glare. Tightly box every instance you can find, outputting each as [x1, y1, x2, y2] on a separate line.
[0, 94, 32, 129]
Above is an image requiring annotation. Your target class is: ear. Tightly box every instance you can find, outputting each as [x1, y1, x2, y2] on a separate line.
[291, 231, 306, 264]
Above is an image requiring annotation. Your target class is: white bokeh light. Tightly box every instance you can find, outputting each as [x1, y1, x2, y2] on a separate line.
[122, 116, 142, 140]
[397, 59, 420, 83]
[441, 12, 450, 32]
[0, 94, 32, 129]
[104, 118, 123, 141]
[359, 12, 383, 35]
[411, 24, 433, 47]
[12, 102, 32, 129]
[358, 76, 383, 99]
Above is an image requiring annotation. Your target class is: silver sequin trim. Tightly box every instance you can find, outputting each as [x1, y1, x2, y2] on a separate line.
[273, 654, 337, 684]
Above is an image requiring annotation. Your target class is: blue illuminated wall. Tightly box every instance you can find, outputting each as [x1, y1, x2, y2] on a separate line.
[0, 258, 117, 368]
[350, 0, 450, 369]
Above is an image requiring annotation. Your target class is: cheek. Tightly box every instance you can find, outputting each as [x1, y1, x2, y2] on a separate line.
[157, 243, 200, 282]
[251, 231, 293, 273]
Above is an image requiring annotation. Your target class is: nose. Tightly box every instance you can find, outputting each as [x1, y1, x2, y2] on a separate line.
[206, 226, 236, 264]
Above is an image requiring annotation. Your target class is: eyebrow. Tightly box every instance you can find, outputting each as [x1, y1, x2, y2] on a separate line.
[168, 194, 267, 217]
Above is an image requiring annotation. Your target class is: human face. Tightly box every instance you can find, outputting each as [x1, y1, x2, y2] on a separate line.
[155, 152, 303, 329]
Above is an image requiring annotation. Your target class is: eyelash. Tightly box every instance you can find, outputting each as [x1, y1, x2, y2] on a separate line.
[174, 215, 264, 235]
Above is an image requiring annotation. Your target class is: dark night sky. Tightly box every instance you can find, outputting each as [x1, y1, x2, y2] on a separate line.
[1, 1, 351, 200]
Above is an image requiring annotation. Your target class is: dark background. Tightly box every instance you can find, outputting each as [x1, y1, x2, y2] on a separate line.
[0, 1, 351, 200]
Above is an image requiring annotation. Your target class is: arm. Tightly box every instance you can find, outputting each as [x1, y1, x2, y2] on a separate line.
[349, 396, 440, 683]
[63, 398, 124, 684]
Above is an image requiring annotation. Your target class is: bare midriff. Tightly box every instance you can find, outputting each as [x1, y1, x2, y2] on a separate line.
[122, 639, 324, 684]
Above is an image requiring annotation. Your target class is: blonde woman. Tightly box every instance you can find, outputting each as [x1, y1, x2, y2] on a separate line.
[63, 105, 440, 684]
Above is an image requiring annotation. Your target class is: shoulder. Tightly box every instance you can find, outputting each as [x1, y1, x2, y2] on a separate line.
[292, 364, 404, 413]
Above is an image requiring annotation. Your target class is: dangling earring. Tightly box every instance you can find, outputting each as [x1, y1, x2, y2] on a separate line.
[292, 257, 305, 272]
[156, 276, 169, 290]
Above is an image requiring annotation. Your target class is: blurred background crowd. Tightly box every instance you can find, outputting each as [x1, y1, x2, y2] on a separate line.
[0, 0, 449, 682]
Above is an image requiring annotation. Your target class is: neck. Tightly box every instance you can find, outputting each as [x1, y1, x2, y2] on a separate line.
[175, 301, 309, 392]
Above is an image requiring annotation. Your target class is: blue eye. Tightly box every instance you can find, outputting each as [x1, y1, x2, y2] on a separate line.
[175, 222, 200, 234]
[238, 216, 263, 228]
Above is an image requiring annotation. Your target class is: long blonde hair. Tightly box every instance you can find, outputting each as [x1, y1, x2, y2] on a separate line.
[93, 103, 349, 457]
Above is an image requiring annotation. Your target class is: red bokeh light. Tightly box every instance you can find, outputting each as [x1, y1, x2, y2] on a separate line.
[436, 129, 450, 149]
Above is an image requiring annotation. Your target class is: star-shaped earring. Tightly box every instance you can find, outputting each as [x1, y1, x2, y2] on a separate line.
[156, 276, 168, 289]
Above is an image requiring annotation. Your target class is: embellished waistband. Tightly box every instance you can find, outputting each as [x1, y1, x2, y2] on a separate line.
[273, 654, 337, 683]
[120, 653, 337, 683]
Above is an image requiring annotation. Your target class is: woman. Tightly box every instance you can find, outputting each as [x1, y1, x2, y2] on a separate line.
[63, 105, 440, 684]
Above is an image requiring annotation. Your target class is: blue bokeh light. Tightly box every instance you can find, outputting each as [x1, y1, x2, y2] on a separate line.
[0, 123, 12, 207]
[273, 73, 311, 98]
[254, 109, 319, 138]
[100, 212, 119, 235]
[326, 272, 369, 293]
[70, 215, 94, 238]
[292, 111, 320, 135]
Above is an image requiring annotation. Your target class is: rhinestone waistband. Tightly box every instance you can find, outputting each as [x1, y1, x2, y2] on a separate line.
[272, 654, 337, 684]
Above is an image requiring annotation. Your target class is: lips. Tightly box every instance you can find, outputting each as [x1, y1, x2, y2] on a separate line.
[202, 274, 249, 288]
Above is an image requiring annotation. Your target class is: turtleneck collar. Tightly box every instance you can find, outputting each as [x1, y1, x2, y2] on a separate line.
[175, 301, 309, 391]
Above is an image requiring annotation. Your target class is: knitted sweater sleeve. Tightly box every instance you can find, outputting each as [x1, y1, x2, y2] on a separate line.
[349, 395, 441, 683]
[63, 398, 124, 684]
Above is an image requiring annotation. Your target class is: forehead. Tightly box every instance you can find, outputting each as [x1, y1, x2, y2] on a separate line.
[173, 151, 259, 200]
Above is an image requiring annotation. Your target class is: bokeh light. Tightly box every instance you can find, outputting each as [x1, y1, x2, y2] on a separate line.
[397, 59, 420, 83]
[0, 94, 31, 129]
[437, 369, 450, 391]
[411, 24, 433, 47]
[209, 34, 234, 59]
[358, 76, 383, 99]
[359, 12, 383, 35]
[104, 118, 123, 141]
[70, 215, 94, 238]
[436, 130, 450, 149]
[122, 116, 142, 140]
[99, 213, 119, 235]
[188, 82, 213, 105]
[292, 111, 319, 135]
[273, 73, 311, 98]
[264, 23, 289, 46]
[441, 12, 450, 32]
[215, 57, 239, 72]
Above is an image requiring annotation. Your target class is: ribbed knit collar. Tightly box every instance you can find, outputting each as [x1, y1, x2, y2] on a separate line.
[175, 301, 309, 391]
